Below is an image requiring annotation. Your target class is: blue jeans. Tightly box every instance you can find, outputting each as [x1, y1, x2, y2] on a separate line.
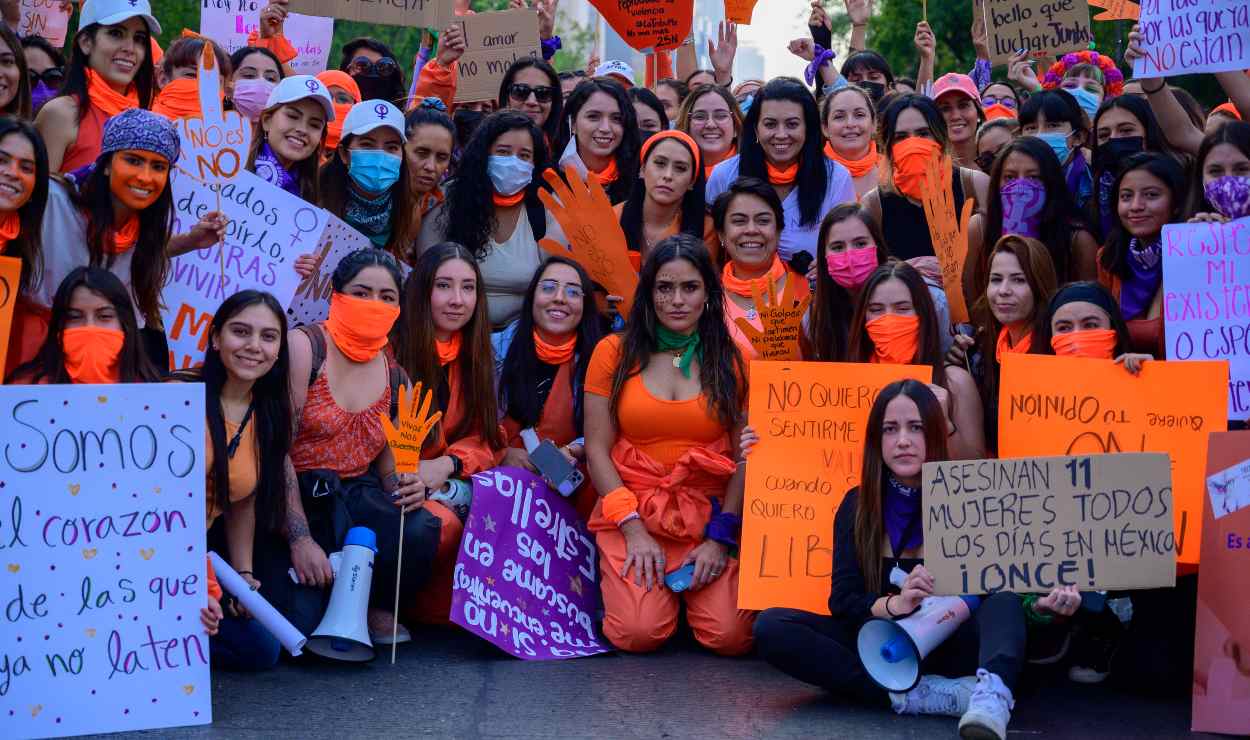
[211, 613, 282, 671]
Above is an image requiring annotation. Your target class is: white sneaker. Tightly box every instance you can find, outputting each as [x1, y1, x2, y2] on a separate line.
[958, 669, 1015, 740]
[889, 674, 977, 717]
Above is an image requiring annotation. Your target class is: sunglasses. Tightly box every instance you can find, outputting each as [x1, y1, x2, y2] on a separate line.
[975, 149, 1001, 173]
[508, 83, 555, 104]
[29, 67, 64, 86]
[347, 56, 399, 78]
[981, 95, 1016, 109]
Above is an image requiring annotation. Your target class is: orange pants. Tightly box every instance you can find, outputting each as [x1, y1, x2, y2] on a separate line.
[595, 526, 755, 656]
[402, 500, 462, 625]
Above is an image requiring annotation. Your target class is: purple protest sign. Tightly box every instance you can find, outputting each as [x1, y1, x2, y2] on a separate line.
[451, 467, 611, 660]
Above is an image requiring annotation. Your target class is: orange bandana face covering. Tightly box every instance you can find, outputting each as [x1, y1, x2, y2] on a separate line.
[995, 327, 1032, 362]
[866, 313, 921, 364]
[109, 149, 169, 212]
[722, 256, 784, 298]
[325, 292, 401, 362]
[1050, 329, 1117, 360]
[436, 331, 462, 366]
[85, 69, 140, 118]
[766, 160, 798, 185]
[62, 325, 124, 384]
[890, 137, 943, 200]
[325, 103, 353, 150]
[534, 330, 576, 365]
[151, 78, 207, 120]
[825, 140, 880, 179]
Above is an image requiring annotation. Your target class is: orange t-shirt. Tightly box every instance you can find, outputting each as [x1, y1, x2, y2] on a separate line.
[723, 271, 811, 361]
[204, 418, 259, 529]
[584, 335, 728, 467]
[61, 102, 109, 173]
[613, 203, 721, 271]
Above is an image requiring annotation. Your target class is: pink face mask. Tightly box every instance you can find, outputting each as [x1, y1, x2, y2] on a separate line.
[825, 247, 879, 290]
[231, 78, 276, 122]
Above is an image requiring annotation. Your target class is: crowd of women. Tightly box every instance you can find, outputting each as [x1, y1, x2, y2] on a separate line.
[2, 0, 1247, 737]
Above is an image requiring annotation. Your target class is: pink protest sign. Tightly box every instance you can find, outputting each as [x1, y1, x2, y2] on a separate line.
[1132, 0, 1250, 78]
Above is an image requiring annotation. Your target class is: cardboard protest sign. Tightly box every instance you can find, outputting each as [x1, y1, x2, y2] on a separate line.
[984, 0, 1093, 67]
[734, 278, 811, 361]
[739, 362, 932, 613]
[919, 153, 973, 323]
[1088, 0, 1141, 22]
[724, 0, 758, 24]
[923, 453, 1176, 595]
[285, 0, 450, 30]
[452, 8, 541, 103]
[1192, 431, 1250, 735]
[1133, 0, 1250, 78]
[1162, 217, 1250, 421]
[0, 255, 19, 379]
[591, 0, 693, 53]
[0, 384, 210, 738]
[998, 353, 1228, 566]
[199, 0, 335, 77]
[18, 0, 71, 46]
[286, 214, 373, 327]
[451, 468, 610, 660]
[173, 44, 250, 181]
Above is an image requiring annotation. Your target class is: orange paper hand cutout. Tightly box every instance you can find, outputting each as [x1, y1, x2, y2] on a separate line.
[919, 153, 974, 324]
[724, 0, 759, 24]
[1088, 0, 1140, 21]
[734, 276, 811, 361]
[538, 165, 639, 318]
[590, 0, 693, 53]
[380, 382, 443, 474]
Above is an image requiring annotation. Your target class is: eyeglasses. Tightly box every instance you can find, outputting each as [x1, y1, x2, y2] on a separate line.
[508, 83, 555, 104]
[975, 148, 1003, 173]
[28, 67, 64, 86]
[981, 95, 1016, 109]
[347, 56, 399, 78]
[689, 110, 733, 124]
[537, 279, 584, 301]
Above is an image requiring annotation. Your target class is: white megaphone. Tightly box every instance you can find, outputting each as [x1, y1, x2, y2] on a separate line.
[857, 567, 981, 692]
[306, 526, 377, 662]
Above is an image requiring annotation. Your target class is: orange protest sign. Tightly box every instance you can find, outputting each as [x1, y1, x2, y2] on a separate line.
[919, 153, 973, 323]
[998, 353, 1229, 566]
[0, 256, 19, 379]
[734, 277, 811, 361]
[590, 0, 693, 53]
[724, 0, 758, 24]
[1088, 0, 1140, 22]
[380, 382, 443, 474]
[739, 361, 932, 613]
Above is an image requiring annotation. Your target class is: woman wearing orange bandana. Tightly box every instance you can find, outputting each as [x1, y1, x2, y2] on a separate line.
[615, 130, 718, 271]
[0, 119, 50, 377]
[677, 85, 742, 181]
[713, 178, 810, 360]
[705, 78, 856, 273]
[278, 249, 437, 644]
[8, 267, 159, 384]
[584, 234, 754, 655]
[152, 36, 232, 121]
[862, 95, 989, 266]
[391, 244, 506, 625]
[419, 112, 563, 328]
[36, 0, 159, 173]
[495, 257, 605, 520]
[1033, 281, 1151, 374]
[556, 78, 640, 205]
[317, 70, 361, 154]
[821, 86, 881, 199]
[848, 262, 985, 459]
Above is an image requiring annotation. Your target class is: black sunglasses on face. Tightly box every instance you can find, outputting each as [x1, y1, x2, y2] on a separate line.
[29, 68, 64, 86]
[348, 56, 399, 77]
[508, 83, 555, 104]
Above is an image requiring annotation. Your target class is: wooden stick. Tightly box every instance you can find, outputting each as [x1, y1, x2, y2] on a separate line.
[391, 505, 405, 665]
[922, 0, 927, 22]
[215, 184, 225, 293]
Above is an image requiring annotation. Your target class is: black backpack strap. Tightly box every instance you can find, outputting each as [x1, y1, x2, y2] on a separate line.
[526, 198, 546, 241]
[387, 361, 407, 420]
[299, 325, 327, 388]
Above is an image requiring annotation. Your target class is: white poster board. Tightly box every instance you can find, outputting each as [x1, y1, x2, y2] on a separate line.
[286, 214, 373, 328]
[200, 0, 335, 76]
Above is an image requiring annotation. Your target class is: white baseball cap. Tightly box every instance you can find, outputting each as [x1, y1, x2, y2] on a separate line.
[264, 75, 336, 120]
[594, 60, 636, 88]
[79, 0, 162, 36]
[341, 100, 407, 143]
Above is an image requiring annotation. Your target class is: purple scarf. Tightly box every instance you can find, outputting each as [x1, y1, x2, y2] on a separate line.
[1120, 237, 1162, 320]
[252, 142, 300, 197]
[884, 474, 923, 557]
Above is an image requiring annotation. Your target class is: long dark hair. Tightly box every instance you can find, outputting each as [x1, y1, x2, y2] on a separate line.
[500, 256, 605, 433]
[339, 38, 405, 105]
[391, 243, 504, 450]
[9, 267, 159, 384]
[59, 22, 156, 121]
[318, 129, 417, 261]
[1018, 89, 1088, 146]
[1098, 151, 1186, 281]
[847, 262, 947, 388]
[806, 203, 887, 361]
[629, 86, 670, 133]
[443, 111, 548, 259]
[0, 26, 31, 120]
[981, 136, 1090, 287]
[246, 102, 323, 203]
[74, 152, 173, 327]
[609, 234, 745, 430]
[620, 133, 706, 255]
[1032, 281, 1133, 357]
[558, 78, 641, 204]
[0, 118, 48, 293]
[497, 57, 563, 147]
[880, 94, 950, 194]
[175, 291, 291, 533]
[854, 379, 948, 590]
[1186, 121, 1250, 217]
[738, 77, 828, 228]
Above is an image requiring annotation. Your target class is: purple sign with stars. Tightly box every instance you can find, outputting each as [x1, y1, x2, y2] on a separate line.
[0, 384, 211, 738]
[451, 468, 610, 660]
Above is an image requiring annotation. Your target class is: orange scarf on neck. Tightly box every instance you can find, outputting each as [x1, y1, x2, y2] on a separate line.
[995, 326, 1032, 362]
[721, 256, 784, 298]
[85, 69, 140, 118]
[703, 145, 736, 180]
[534, 330, 576, 365]
[589, 158, 619, 185]
[0, 211, 19, 245]
[492, 190, 526, 208]
[824, 140, 880, 179]
[109, 216, 140, 254]
[437, 332, 462, 366]
[765, 160, 798, 185]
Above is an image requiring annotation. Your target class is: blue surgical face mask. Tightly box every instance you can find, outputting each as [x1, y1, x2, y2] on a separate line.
[1036, 131, 1071, 165]
[487, 154, 534, 196]
[348, 149, 402, 193]
[1067, 86, 1102, 121]
[739, 94, 755, 116]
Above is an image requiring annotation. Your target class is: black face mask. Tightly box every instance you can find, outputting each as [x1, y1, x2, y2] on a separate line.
[860, 80, 887, 104]
[454, 109, 485, 146]
[353, 74, 396, 104]
[1093, 136, 1145, 174]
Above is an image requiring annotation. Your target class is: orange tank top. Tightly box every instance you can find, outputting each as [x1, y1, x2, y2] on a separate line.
[61, 101, 110, 173]
[291, 354, 394, 478]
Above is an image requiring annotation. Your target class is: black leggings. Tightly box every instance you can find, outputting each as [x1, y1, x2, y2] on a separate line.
[754, 591, 1027, 706]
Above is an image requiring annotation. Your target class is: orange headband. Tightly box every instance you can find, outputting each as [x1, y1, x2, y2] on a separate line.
[640, 129, 702, 174]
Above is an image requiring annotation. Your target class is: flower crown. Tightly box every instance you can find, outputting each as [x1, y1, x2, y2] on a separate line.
[1041, 50, 1124, 98]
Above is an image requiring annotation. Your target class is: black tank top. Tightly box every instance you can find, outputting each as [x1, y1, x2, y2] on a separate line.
[880, 168, 967, 261]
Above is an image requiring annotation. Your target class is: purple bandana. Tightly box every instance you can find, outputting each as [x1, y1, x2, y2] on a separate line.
[252, 142, 300, 197]
[1204, 175, 1250, 220]
[1001, 177, 1047, 238]
[1121, 237, 1162, 320]
[884, 474, 923, 557]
